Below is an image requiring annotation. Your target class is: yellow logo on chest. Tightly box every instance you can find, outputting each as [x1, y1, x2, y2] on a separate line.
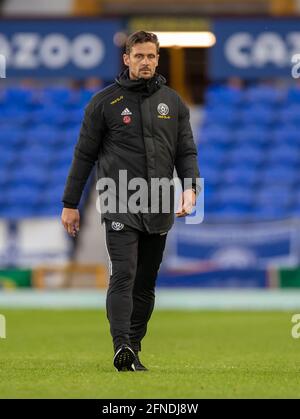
[110, 95, 124, 105]
[158, 115, 171, 120]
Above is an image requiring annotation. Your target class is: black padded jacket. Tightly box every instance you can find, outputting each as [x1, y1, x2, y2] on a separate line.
[62, 69, 200, 234]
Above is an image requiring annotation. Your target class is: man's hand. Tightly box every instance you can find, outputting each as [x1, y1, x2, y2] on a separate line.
[61, 208, 80, 237]
[176, 189, 196, 218]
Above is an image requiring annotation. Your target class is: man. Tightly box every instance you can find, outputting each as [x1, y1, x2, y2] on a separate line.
[61, 31, 200, 372]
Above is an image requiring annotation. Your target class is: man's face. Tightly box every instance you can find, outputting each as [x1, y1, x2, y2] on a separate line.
[123, 42, 159, 80]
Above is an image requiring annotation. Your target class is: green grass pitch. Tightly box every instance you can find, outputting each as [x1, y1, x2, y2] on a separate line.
[0, 309, 299, 398]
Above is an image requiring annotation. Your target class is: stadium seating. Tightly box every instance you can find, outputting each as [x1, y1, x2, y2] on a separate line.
[1, 82, 300, 223]
[0, 85, 97, 219]
[200, 83, 300, 221]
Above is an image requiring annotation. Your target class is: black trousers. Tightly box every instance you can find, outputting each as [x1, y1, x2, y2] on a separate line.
[104, 218, 167, 352]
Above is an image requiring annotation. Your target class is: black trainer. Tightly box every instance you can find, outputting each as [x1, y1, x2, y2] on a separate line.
[129, 353, 148, 371]
[113, 344, 136, 372]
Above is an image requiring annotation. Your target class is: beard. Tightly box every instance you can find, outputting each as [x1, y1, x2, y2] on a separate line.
[138, 68, 154, 79]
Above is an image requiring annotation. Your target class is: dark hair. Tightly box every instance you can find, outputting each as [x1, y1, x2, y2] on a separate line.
[125, 31, 160, 55]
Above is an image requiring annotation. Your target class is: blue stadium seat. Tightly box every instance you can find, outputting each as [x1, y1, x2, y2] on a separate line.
[228, 146, 265, 166]
[200, 167, 222, 188]
[0, 106, 29, 125]
[291, 203, 300, 217]
[200, 126, 233, 147]
[244, 85, 283, 105]
[216, 187, 253, 207]
[2, 204, 38, 219]
[205, 85, 244, 107]
[5, 87, 34, 106]
[25, 125, 61, 146]
[30, 108, 65, 125]
[63, 127, 81, 144]
[0, 128, 24, 147]
[212, 205, 253, 220]
[62, 108, 84, 127]
[260, 167, 297, 185]
[43, 87, 71, 104]
[239, 105, 275, 126]
[233, 126, 271, 146]
[256, 186, 292, 205]
[18, 149, 52, 166]
[286, 86, 300, 104]
[0, 150, 16, 166]
[48, 167, 70, 185]
[267, 148, 299, 166]
[51, 154, 73, 169]
[223, 168, 259, 186]
[278, 105, 300, 126]
[203, 107, 239, 127]
[41, 187, 64, 203]
[272, 126, 300, 145]
[251, 206, 289, 220]
[37, 203, 62, 217]
[8, 166, 48, 187]
[5, 185, 41, 206]
[291, 190, 300, 204]
[199, 150, 224, 164]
